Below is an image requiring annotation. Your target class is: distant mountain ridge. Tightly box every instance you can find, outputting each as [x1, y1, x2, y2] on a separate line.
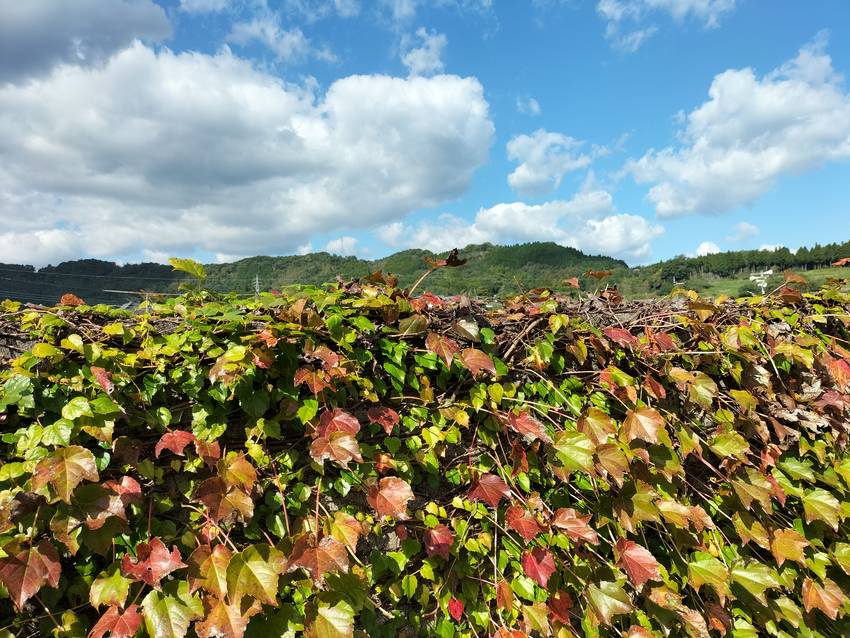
[2, 238, 849, 305]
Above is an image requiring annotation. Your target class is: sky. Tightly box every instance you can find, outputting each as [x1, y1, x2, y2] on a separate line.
[1, 0, 849, 267]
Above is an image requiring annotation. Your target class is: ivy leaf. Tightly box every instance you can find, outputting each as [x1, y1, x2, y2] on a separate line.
[732, 469, 774, 513]
[310, 432, 363, 468]
[168, 257, 206, 279]
[802, 488, 841, 530]
[397, 314, 428, 336]
[522, 548, 556, 588]
[31, 445, 99, 503]
[366, 406, 399, 435]
[623, 408, 666, 444]
[89, 604, 143, 638]
[367, 477, 414, 520]
[315, 409, 361, 438]
[730, 561, 779, 603]
[506, 505, 545, 542]
[577, 407, 616, 445]
[423, 524, 455, 559]
[595, 444, 629, 487]
[0, 540, 61, 610]
[459, 348, 496, 377]
[218, 454, 257, 492]
[468, 473, 509, 509]
[187, 544, 231, 598]
[448, 597, 464, 622]
[770, 529, 809, 566]
[687, 556, 729, 599]
[496, 578, 514, 612]
[551, 431, 595, 474]
[195, 596, 260, 638]
[294, 367, 332, 395]
[226, 544, 285, 606]
[121, 538, 187, 590]
[615, 539, 660, 588]
[552, 508, 598, 544]
[507, 411, 552, 444]
[425, 332, 460, 366]
[327, 512, 362, 553]
[604, 327, 639, 348]
[154, 431, 197, 458]
[195, 477, 254, 523]
[141, 584, 203, 638]
[286, 534, 349, 585]
[522, 601, 550, 636]
[306, 599, 355, 638]
[90, 563, 133, 609]
[587, 580, 632, 625]
[802, 577, 847, 620]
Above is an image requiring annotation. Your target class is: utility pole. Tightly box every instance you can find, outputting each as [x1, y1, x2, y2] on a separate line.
[254, 273, 260, 297]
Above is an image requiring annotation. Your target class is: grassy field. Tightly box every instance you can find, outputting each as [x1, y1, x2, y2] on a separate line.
[682, 265, 850, 298]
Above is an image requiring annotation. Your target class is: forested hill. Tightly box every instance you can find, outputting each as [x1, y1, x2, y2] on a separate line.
[2, 238, 849, 305]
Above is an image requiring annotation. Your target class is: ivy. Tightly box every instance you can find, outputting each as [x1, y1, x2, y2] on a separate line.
[0, 275, 849, 637]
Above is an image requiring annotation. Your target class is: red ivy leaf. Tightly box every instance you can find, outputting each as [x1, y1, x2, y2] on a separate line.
[0, 540, 61, 611]
[425, 332, 461, 367]
[89, 604, 143, 638]
[459, 348, 496, 377]
[294, 367, 332, 395]
[448, 597, 464, 622]
[195, 477, 254, 523]
[496, 578, 514, 612]
[196, 596, 260, 638]
[194, 439, 222, 466]
[623, 408, 666, 445]
[257, 329, 279, 347]
[468, 473, 509, 509]
[310, 432, 363, 468]
[120, 538, 187, 589]
[603, 328, 639, 348]
[615, 539, 660, 588]
[552, 508, 599, 545]
[564, 277, 580, 289]
[154, 430, 197, 458]
[549, 590, 573, 625]
[315, 408, 361, 438]
[507, 411, 552, 444]
[367, 406, 400, 435]
[367, 477, 414, 520]
[286, 534, 349, 586]
[423, 524, 455, 559]
[510, 440, 529, 477]
[90, 366, 115, 394]
[506, 505, 544, 542]
[522, 548, 556, 588]
[832, 257, 850, 267]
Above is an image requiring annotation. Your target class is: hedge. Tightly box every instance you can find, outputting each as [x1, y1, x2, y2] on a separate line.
[0, 270, 849, 638]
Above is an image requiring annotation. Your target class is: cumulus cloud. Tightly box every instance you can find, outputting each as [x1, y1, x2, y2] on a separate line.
[597, 0, 735, 51]
[0, 42, 494, 265]
[283, 0, 361, 21]
[0, 0, 171, 83]
[630, 34, 850, 217]
[325, 236, 361, 255]
[516, 96, 542, 116]
[401, 28, 447, 76]
[695, 241, 721, 256]
[726, 221, 758, 242]
[179, 0, 230, 13]
[378, 189, 664, 260]
[507, 130, 593, 197]
[227, 14, 336, 63]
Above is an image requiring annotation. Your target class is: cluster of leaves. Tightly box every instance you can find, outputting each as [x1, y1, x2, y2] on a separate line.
[1, 268, 850, 638]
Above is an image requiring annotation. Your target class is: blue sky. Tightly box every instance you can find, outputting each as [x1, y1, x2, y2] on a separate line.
[1, 0, 849, 266]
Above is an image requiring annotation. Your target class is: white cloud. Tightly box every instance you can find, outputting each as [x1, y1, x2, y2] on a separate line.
[0, 42, 494, 266]
[379, 189, 664, 260]
[630, 34, 850, 217]
[507, 130, 593, 197]
[283, 0, 362, 21]
[297, 241, 314, 255]
[401, 28, 447, 76]
[179, 0, 230, 13]
[726, 221, 758, 242]
[227, 15, 336, 63]
[379, 0, 494, 27]
[325, 236, 360, 255]
[0, 0, 171, 83]
[516, 96, 542, 116]
[597, 0, 735, 51]
[695, 241, 720, 256]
